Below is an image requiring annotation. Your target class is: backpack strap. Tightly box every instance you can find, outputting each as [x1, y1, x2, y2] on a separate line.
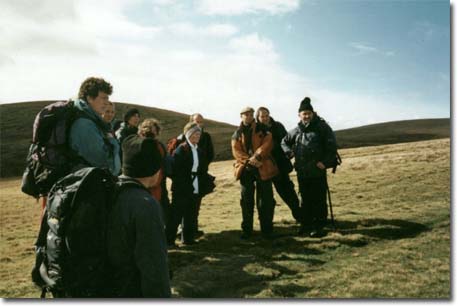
[114, 178, 149, 200]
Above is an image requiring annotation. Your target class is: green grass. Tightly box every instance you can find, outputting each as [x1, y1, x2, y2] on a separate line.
[0, 138, 450, 298]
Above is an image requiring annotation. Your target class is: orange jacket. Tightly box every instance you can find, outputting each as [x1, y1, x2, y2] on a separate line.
[231, 122, 278, 181]
[148, 141, 165, 202]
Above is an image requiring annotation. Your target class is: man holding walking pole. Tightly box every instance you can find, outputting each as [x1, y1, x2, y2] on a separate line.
[281, 97, 338, 237]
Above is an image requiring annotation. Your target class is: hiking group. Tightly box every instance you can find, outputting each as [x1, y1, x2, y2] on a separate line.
[22, 76, 340, 298]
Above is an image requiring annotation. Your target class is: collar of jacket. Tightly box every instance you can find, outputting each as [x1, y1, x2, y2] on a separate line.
[185, 136, 199, 150]
[74, 98, 111, 132]
[267, 116, 277, 127]
[238, 121, 266, 154]
[239, 120, 255, 131]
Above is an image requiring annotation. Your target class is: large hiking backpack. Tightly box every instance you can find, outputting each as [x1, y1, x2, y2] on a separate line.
[31, 167, 146, 298]
[21, 100, 85, 198]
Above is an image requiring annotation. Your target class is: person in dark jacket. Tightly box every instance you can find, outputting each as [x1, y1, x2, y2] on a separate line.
[256, 107, 301, 223]
[189, 113, 215, 236]
[231, 107, 278, 239]
[166, 123, 208, 246]
[116, 108, 141, 144]
[281, 97, 338, 237]
[107, 134, 171, 298]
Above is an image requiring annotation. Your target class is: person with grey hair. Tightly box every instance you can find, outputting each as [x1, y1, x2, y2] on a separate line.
[166, 122, 209, 246]
[189, 113, 215, 237]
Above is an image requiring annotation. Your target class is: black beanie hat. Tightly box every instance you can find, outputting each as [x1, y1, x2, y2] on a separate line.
[124, 108, 140, 122]
[298, 97, 313, 113]
[122, 135, 161, 178]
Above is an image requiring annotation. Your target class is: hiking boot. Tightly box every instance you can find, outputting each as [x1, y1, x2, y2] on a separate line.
[167, 242, 177, 249]
[240, 232, 252, 240]
[309, 228, 326, 238]
[297, 225, 312, 236]
[195, 230, 205, 238]
[182, 240, 198, 246]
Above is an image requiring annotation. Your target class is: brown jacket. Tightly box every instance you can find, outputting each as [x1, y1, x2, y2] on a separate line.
[231, 122, 279, 180]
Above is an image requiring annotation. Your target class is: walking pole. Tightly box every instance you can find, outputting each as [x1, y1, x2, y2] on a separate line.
[325, 174, 336, 230]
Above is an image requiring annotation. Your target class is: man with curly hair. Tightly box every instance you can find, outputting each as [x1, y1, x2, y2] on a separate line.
[69, 77, 121, 175]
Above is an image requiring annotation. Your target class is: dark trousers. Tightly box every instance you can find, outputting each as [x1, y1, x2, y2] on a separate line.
[297, 175, 328, 229]
[240, 169, 275, 234]
[160, 181, 170, 226]
[272, 172, 301, 221]
[166, 193, 199, 244]
[195, 196, 203, 232]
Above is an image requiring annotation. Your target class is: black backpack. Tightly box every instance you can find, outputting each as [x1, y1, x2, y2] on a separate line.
[31, 167, 146, 298]
[317, 117, 342, 173]
[325, 151, 342, 174]
[21, 100, 85, 198]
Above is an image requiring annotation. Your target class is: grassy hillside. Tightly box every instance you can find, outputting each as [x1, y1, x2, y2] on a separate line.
[0, 138, 450, 298]
[335, 118, 450, 148]
[0, 101, 450, 178]
[0, 100, 236, 177]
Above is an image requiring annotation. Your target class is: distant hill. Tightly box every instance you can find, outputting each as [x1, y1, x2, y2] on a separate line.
[0, 101, 450, 178]
[0, 100, 236, 177]
[335, 118, 450, 149]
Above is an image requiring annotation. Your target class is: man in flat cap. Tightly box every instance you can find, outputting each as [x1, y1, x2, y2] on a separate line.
[107, 134, 171, 297]
[281, 97, 338, 237]
[231, 107, 278, 239]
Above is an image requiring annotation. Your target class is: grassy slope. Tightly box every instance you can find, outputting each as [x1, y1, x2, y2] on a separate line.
[0, 101, 450, 178]
[0, 138, 450, 298]
[335, 118, 450, 148]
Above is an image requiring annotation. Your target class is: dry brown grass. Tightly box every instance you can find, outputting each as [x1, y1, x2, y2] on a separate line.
[0, 138, 450, 298]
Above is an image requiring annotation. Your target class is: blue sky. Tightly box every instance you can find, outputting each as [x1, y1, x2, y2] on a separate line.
[0, 0, 451, 130]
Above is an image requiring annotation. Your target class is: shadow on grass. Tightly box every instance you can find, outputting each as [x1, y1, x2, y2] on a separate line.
[332, 218, 429, 240]
[168, 227, 320, 298]
[168, 218, 428, 297]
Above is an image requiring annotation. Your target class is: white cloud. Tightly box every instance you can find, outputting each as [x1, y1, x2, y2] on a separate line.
[385, 51, 396, 57]
[0, 0, 77, 23]
[349, 42, 377, 54]
[196, 0, 300, 16]
[229, 33, 277, 58]
[349, 42, 395, 58]
[152, 0, 178, 6]
[168, 23, 238, 37]
[0, 0, 162, 58]
[0, 0, 445, 132]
